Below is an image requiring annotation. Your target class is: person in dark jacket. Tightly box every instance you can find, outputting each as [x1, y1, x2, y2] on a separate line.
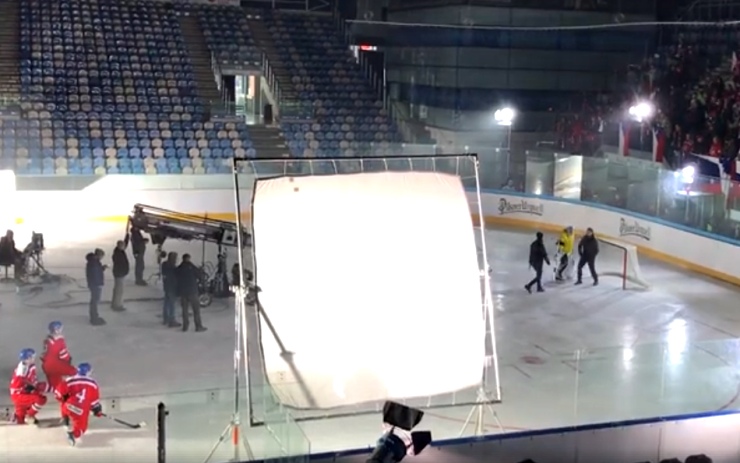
[85, 248, 107, 326]
[176, 254, 206, 332]
[525, 232, 551, 294]
[111, 240, 128, 312]
[129, 226, 148, 286]
[161, 252, 181, 327]
[576, 227, 599, 286]
[0, 230, 21, 281]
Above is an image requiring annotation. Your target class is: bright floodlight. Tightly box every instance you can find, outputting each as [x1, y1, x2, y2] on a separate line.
[680, 164, 696, 185]
[628, 101, 654, 122]
[494, 107, 515, 126]
[252, 171, 483, 409]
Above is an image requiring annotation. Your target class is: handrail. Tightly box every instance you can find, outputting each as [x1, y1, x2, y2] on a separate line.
[208, 51, 238, 117]
[262, 51, 283, 105]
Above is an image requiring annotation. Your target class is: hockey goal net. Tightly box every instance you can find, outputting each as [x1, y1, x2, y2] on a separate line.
[598, 237, 650, 290]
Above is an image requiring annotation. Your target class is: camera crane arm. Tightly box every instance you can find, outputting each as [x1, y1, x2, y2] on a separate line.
[127, 204, 251, 249]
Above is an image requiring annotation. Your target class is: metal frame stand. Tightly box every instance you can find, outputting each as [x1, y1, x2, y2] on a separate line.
[202, 163, 254, 463]
[459, 388, 504, 436]
[458, 156, 504, 438]
[230, 154, 504, 436]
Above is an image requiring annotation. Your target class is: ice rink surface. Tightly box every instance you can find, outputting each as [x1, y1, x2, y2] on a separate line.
[2, 222, 740, 462]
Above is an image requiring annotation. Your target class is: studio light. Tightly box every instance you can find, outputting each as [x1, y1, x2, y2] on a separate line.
[366, 402, 432, 463]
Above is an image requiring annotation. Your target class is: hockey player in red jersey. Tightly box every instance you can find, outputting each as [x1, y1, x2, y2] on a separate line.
[42, 321, 78, 421]
[9, 348, 50, 425]
[42, 321, 77, 390]
[56, 362, 103, 446]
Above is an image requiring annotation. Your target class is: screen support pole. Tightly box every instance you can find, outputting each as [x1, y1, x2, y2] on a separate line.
[202, 160, 254, 462]
[459, 155, 504, 437]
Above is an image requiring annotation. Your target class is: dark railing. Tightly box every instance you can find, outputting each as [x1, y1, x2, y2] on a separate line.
[261, 52, 315, 122]
[209, 51, 234, 117]
[389, 0, 657, 15]
[240, 0, 332, 12]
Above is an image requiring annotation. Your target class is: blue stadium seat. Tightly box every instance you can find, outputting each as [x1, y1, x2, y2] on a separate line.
[15, 0, 254, 175]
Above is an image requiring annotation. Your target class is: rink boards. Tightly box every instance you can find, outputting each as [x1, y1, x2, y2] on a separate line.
[267, 410, 740, 463]
[9, 178, 740, 287]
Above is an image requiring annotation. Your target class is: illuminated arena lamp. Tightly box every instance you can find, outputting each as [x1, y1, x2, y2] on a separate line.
[366, 401, 432, 463]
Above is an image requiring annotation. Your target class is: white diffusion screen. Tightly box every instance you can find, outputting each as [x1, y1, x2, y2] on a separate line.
[251, 171, 483, 410]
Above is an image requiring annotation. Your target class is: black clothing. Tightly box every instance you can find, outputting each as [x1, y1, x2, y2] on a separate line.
[89, 285, 103, 323]
[528, 238, 550, 267]
[0, 237, 22, 281]
[134, 253, 146, 284]
[112, 247, 129, 278]
[576, 234, 599, 284]
[556, 253, 569, 280]
[577, 255, 598, 284]
[161, 261, 178, 297]
[130, 229, 147, 255]
[85, 253, 106, 324]
[0, 237, 19, 265]
[526, 266, 545, 293]
[526, 237, 550, 292]
[85, 253, 104, 288]
[129, 229, 147, 283]
[176, 261, 201, 297]
[577, 235, 599, 259]
[181, 293, 205, 331]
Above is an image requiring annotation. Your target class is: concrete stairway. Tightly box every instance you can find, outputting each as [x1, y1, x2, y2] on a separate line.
[249, 125, 290, 158]
[246, 16, 298, 102]
[0, 0, 21, 107]
[179, 15, 222, 118]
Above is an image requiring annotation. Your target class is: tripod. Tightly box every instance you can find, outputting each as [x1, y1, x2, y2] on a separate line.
[203, 284, 254, 463]
[458, 387, 504, 436]
[147, 244, 165, 285]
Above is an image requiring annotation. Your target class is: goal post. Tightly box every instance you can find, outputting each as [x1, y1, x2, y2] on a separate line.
[598, 236, 650, 290]
[231, 154, 501, 426]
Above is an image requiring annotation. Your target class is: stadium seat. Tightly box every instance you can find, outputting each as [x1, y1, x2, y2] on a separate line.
[261, 10, 402, 158]
[16, 0, 254, 175]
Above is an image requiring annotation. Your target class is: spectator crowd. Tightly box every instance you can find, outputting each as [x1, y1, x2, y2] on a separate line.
[557, 28, 740, 172]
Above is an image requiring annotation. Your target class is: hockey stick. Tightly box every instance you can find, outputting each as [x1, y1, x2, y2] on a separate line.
[100, 413, 146, 429]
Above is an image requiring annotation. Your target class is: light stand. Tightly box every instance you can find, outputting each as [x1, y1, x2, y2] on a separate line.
[459, 387, 503, 436]
[202, 161, 254, 463]
[458, 284, 504, 437]
[459, 155, 503, 437]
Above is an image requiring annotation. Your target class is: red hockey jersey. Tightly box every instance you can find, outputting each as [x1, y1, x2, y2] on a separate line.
[9, 362, 39, 396]
[56, 375, 101, 412]
[42, 335, 71, 367]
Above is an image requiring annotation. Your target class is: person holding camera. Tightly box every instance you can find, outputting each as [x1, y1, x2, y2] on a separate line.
[85, 248, 107, 326]
[176, 254, 206, 333]
[129, 226, 148, 286]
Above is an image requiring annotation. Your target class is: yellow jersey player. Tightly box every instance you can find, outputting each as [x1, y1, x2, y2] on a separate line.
[555, 226, 574, 281]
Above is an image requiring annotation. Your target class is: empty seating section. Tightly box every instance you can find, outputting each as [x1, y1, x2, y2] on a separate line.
[196, 5, 260, 70]
[3, 1, 401, 175]
[265, 11, 401, 158]
[10, 0, 254, 175]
